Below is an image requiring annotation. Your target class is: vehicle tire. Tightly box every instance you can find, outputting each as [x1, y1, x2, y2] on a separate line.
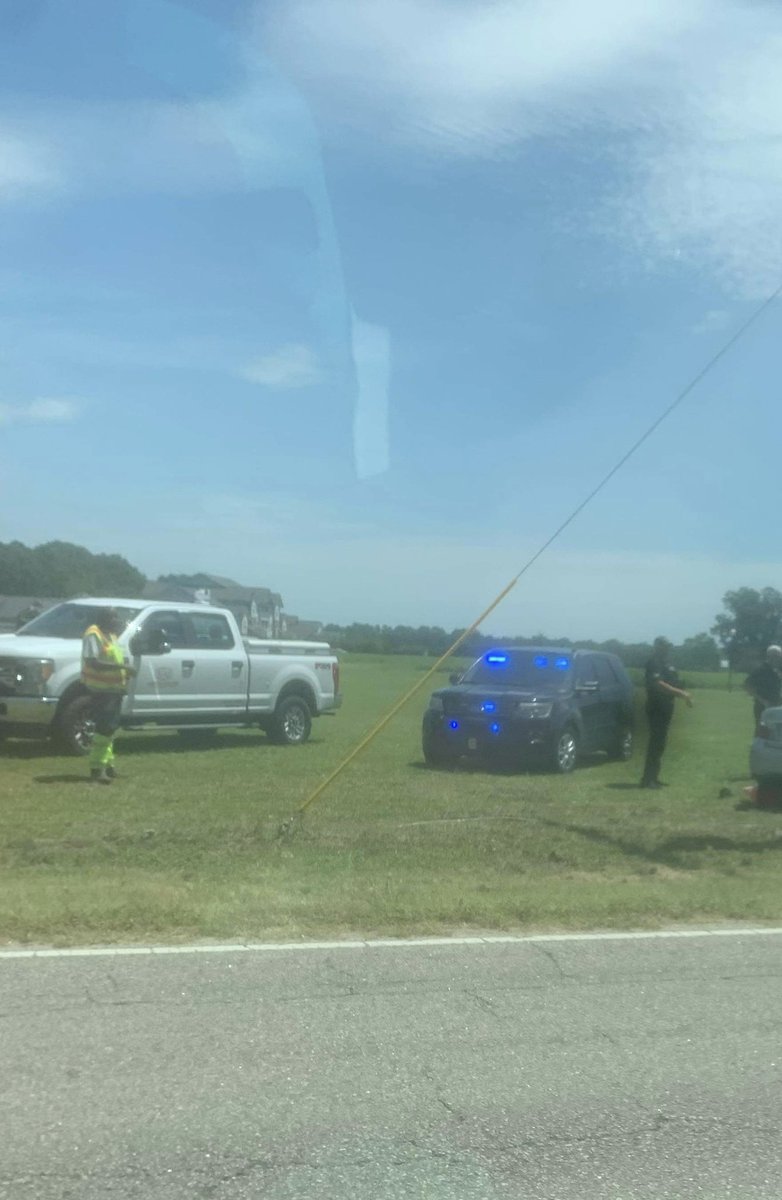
[267, 696, 312, 745]
[53, 694, 95, 757]
[422, 731, 456, 768]
[608, 727, 634, 761]
[755, 777, 782, 809]
[552, 726, 579, 774]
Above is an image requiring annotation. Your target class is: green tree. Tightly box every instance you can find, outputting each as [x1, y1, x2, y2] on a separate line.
[0, 540, 145, 598]
[712, 587, 782, 671]
[675, 633, 720, 672]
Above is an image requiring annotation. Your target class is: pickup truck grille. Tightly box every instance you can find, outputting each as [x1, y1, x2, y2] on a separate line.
[0, 657, 22, 697]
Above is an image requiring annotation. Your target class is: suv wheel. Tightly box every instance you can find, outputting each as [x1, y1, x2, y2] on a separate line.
[552, 727, 578, 774]
[609, 728, 634, 761]
[422, 731, 456, 768]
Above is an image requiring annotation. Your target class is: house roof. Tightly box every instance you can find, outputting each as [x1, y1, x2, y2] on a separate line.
[143, 579, 284, 611]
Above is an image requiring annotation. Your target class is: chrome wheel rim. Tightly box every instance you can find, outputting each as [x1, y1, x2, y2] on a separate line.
[74, 717, 95, 752]
[557, 732, 577, 772]
[283, 705, 307, 742]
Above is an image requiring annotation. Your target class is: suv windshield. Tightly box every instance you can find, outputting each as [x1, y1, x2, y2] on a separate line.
[16, 604, 141, 639]
[461, 650, 573, 690]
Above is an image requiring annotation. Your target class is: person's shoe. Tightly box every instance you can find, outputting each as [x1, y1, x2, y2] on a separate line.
[105, 764, 117, 780]
[89, 768, 113, 785]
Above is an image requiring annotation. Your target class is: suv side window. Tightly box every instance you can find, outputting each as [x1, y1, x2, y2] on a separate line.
[575, 655, 599, 686]
[593, 656, 618, 689]
[141, 610, 186, 648]
[182, 612, 235, 650]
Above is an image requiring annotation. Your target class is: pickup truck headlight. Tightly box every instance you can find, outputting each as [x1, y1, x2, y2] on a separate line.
[12, 659, 55, 696]
[516, 701, 553, 719]
[428, 695, 445, 713]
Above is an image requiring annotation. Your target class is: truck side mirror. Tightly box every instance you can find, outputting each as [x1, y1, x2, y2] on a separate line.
[131, 630, 171, 656]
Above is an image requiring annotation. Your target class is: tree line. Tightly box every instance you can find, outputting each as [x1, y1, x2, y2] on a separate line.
[323, 589, 782, 671]
[0, 540, 145, 599]
[1, 540, 780, 670]
[321, 624, 724, 670]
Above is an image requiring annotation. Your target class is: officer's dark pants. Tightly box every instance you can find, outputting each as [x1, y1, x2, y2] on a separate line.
[641, 705, 673, 785]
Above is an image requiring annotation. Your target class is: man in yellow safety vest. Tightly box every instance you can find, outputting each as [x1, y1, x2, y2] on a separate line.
[81, 607, 135, 783]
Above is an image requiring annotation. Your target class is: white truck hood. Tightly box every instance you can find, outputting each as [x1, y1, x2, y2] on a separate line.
[0, 635, 82, 660]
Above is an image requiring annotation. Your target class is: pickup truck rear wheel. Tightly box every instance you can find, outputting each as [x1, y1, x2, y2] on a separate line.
[54, 695, 95, 757]
[268, 696, 312, 745]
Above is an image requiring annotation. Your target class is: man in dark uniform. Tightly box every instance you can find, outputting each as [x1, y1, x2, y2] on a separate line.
[744, 645, 782, 730]
[640, 637, 693, 789]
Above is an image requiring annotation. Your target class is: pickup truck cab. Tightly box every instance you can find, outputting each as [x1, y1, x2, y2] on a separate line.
[0, 598, 341, 755]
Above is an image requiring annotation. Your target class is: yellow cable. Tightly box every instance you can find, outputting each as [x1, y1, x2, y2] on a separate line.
[295, 574, 519, 817]
[284, 282, 781, 829]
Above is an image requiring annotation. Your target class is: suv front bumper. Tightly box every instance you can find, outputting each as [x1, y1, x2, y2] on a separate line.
[422, 710, 554, 758]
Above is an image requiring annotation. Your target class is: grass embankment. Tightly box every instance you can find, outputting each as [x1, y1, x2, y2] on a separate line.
[1, 656, 779, 945]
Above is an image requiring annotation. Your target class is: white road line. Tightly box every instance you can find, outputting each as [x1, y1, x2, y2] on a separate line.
[2, 927, 782, 960]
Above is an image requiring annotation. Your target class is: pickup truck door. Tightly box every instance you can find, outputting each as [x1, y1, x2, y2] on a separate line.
[177, 610, 247, 715]
[127, 609, 247, 718]
[126, 610, 194, 716]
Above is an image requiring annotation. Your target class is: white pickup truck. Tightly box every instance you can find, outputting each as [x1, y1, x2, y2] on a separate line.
[0, 598, 341, 755]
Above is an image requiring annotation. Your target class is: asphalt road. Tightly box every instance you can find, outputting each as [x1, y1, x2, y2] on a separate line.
[2, 931, 782, 1199]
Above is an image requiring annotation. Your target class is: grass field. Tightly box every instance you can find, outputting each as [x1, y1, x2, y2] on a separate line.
[1, 655, 780, 947]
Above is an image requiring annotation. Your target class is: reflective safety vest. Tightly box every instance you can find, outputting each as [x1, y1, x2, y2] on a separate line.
[81, 625, 128, 693]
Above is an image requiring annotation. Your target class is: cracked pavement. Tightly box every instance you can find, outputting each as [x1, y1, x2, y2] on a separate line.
[2, 933, 782, 1198]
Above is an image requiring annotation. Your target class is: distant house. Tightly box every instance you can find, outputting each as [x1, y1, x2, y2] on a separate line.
[281, 614, 324, 640]
[142, 576, 284, 638]
[0, 596, 61, 632]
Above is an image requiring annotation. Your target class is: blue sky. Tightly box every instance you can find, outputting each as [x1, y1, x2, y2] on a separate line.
[1, 0, 781, 639]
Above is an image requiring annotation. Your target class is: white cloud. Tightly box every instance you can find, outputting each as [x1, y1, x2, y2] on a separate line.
[0, 74, 319, 204]
[239, 344, 323, 390]
[691, 309, 731, 335]
[0, 129, 61, 198]
[265, 0, 782, 296]
[265, 0, 698, 152]
[0, 398, 81, 425]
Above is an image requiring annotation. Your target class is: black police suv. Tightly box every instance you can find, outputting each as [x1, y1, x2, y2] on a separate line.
[422, 647, 635, 773]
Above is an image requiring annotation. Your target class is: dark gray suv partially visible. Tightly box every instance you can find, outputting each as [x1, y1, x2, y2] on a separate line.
[422, 647, 635, 773]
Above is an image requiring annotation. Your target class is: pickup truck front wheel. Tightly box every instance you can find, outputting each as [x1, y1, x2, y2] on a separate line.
[267, 696, 312, 746]
[54, 695, 95, 757]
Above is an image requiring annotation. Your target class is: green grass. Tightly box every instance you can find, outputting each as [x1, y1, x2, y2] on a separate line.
[1, 652, 780, 946]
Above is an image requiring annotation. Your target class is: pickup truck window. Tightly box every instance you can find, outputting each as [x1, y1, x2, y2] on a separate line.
[17, 603, 141, 639]
[141, 611, 187, 649]
[182, 613, 235, 650]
